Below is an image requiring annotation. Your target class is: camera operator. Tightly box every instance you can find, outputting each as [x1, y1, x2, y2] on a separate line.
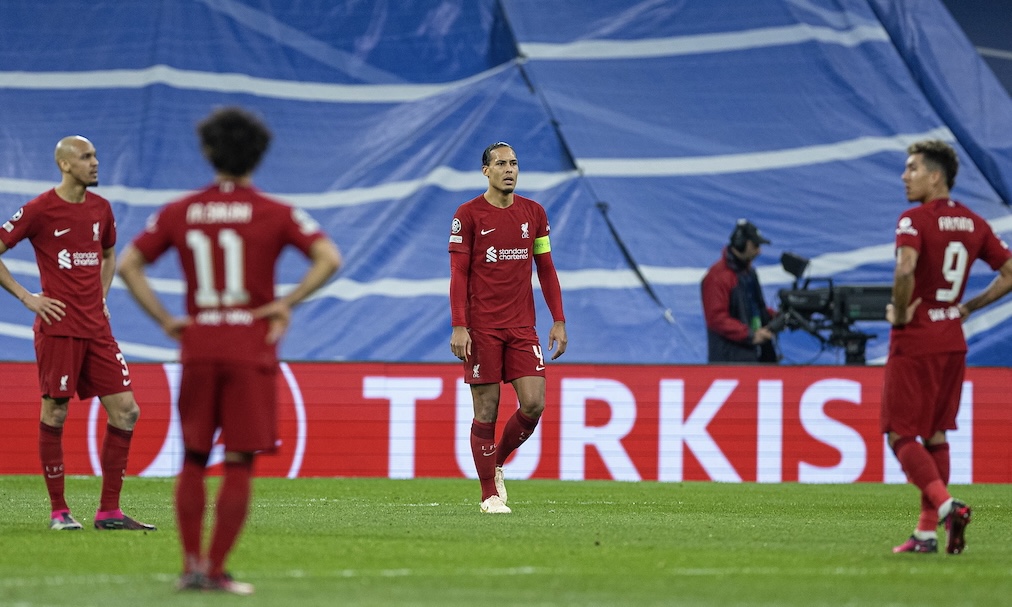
[700, 219, 778, 364]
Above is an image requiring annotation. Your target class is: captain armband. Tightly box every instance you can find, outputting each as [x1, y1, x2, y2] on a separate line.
[533, 235, 552, 255]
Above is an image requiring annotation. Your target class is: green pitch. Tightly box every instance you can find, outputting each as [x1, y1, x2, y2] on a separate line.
[1, 476, 1010, 606]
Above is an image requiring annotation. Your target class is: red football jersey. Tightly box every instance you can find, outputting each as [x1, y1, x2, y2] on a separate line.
[131, 182, 325, 366]
[891, 198, 1011, 354]
[0, 189, 115, 338]
[448, 194, 550, 329]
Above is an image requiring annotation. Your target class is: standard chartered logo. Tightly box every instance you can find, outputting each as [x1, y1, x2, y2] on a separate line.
[484, 246, 528, 263]
[57, 249, 100, 269]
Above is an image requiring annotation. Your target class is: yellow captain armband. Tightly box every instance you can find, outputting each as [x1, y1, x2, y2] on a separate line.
[533, 235, 552, 255]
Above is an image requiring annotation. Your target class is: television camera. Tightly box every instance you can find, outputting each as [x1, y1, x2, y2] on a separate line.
[768, 252, 892, 365]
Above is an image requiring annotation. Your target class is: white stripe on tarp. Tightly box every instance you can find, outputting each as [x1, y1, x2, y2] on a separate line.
[520, 23, 889, 61]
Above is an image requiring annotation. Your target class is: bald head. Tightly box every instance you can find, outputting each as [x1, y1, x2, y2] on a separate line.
[54, 136, 93, 164]
[54, 136, 99, 189]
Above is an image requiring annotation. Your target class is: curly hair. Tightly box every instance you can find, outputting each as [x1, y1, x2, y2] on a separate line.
[197, 107, 272, 177]
[907, 139, 958, 190]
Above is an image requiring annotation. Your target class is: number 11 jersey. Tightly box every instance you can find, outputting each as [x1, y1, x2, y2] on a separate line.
[131, 182, 325, 366]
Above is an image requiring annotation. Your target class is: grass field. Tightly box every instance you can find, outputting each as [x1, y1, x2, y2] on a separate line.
[1, 475, 1010, 606]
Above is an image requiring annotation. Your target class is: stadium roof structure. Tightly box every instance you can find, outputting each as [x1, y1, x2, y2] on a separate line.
[1, 0, 1010, 366]
[941, 0, 1012, 99]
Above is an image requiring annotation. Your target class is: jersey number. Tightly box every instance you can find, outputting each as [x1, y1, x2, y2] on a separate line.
[185, 229, 250, 308]
[936, 241, 968, 303]
[533, 345, 546, 371]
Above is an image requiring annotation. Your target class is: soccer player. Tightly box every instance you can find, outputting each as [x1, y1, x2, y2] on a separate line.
[0, 136, 155, 532]
[448, 141, 567, 514]
[884, 139, 1012, 555]
[117, 107, 341, 594]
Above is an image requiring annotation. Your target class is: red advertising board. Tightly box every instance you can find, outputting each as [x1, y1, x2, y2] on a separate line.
[1, 362, 1009, 482]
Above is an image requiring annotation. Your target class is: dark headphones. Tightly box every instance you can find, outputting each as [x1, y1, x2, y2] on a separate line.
[730, 218, 749, 252]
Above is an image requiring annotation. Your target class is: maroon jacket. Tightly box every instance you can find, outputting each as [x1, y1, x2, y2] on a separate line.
[700, 247, 777, 363]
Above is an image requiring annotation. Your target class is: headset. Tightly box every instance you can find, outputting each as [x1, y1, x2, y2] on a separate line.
[729, 218, 750, 252]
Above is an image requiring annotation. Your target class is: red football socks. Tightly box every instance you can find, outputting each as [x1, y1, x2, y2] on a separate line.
[208, 460, 253, 578]
[175, 455, 207, 571]
[39, 422, 68, 512]
[893, 437, 950, 512]
[99, 425, 133, 512]
[496, 410, 539, 467]
[926, 442, 950, 485]
[916, 442, 951, 530]
[470, 420, 497, 500]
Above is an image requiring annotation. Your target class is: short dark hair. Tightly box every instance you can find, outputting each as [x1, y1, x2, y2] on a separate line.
[908, 139, 958, 190]
[482, 141, 513, 167]
[197, 107, 272, 177]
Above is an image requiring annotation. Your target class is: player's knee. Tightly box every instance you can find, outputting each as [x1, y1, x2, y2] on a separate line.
[47, 407, 69, 426]
[184, 450, 210, 467]
[471, 393, 501, 422]
[41, 397, 70, 426]
[106, 398, 140, 429]
[123, 405, 140, 428]
[473, 403, 499, 423]
[891, 435, 917, 455]
[521, 399, 545, 419]
[224, 451, 255, 467]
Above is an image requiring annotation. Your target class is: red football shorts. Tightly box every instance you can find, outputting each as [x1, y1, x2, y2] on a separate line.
[464, 326, 546, 385]
[34, 333, 132, 400]
[177, 362, 279, 454]
[881, 351, 965, 438]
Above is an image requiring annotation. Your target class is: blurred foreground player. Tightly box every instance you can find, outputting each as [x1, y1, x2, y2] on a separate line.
[118, 107, 341, 593]
[448, 142, 567, 514]
[0, 135, 154, 532]
[885, 139, 1012, 555]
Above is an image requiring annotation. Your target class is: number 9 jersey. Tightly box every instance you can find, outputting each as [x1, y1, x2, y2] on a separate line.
[892, 197, 1011, 354]
[130, 182, 325, 366]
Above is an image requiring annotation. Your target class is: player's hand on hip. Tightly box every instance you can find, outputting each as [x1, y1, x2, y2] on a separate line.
[548, 321, 567, 360]
[886, 297, 922, 326]
[450, 326, 471, 361]
[23, 293, 66, 325]
[161, 316, 191, 341]
[252, 300, 293, 344]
